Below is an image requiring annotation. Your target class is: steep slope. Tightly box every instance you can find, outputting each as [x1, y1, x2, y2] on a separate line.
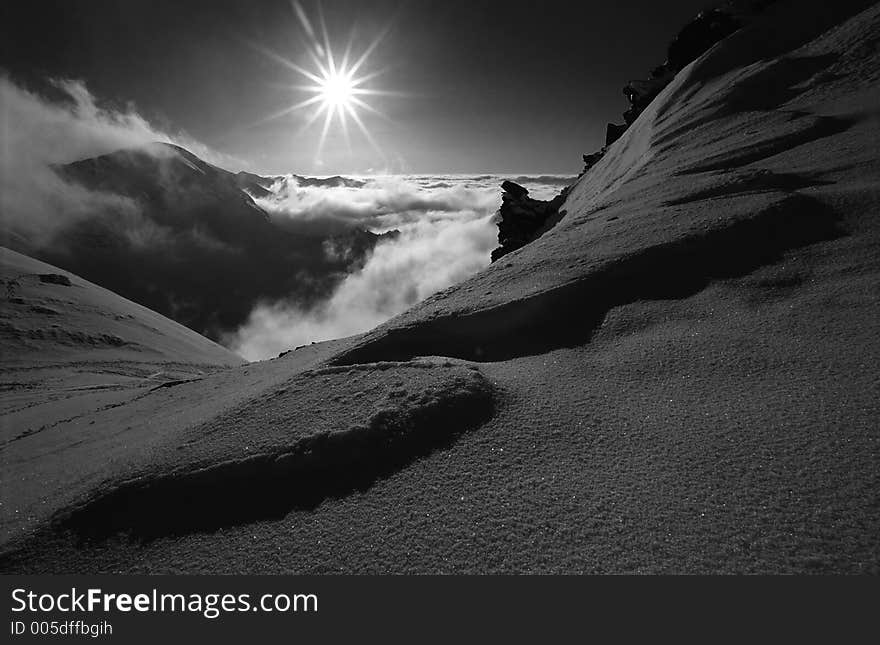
[0, 246, 243, 367]
[0, 247, 246, 542]
[1, 0, 878, 573]
[335, 0, 880, 362]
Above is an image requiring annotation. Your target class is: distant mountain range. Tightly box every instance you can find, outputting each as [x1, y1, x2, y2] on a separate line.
[9, 142, 389, 342]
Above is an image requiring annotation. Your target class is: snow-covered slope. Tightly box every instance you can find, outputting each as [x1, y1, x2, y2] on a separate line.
[0, 247, 245, 543]
[2, 0, 878, 573]
[1, 246, 244, 367]
[334, 0, 880, 363]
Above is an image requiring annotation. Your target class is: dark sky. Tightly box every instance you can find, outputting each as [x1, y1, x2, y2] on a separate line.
[1, 0, 712, 175]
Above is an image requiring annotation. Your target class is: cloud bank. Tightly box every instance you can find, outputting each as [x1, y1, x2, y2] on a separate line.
[228, 175, 570, 360]
[0, 75, 230, 245]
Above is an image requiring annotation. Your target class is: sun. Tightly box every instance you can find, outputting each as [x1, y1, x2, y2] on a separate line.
[248, 1, 400, 160]
[318, 70, 355, 109]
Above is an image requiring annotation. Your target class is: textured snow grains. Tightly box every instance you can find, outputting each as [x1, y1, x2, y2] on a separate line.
[57, 361, 494, 541]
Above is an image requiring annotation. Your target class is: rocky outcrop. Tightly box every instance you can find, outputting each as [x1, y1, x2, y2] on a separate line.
[667, 6, 743, 70]
[605, 123, 629, 147]
[581, 151, 605, 174]
[623, 72, 676, 125]
[582, 2, 774, 176]
[619, 8, 741, 129]
[490, 181, 568, 262]
[491, 4, 781, 264]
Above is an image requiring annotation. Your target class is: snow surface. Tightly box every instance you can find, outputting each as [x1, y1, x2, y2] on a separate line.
[1, 0, 878, 572]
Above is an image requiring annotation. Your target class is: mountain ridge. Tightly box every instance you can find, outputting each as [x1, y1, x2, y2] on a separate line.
[7, 141, 392, 341]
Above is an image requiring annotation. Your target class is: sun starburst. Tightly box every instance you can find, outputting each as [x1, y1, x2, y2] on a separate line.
[249, 1, 399, 162]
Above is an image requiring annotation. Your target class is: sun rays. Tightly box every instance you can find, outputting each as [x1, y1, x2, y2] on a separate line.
[249, 1, 399, 162]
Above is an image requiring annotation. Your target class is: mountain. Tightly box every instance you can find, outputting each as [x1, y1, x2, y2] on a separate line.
[10, 142, 386, 340]
[58, 142, 273, 238]
[1, 0, 878, 573]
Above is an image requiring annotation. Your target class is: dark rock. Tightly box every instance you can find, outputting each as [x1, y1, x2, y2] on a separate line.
[623, 107, 640, 126]
[581, 150, 605, 175]
[576, 2, 776, 183]
[606, 123, 628, 146]
[624, 73, 675, 115]
[667, 8, 741, 71]
[606, 3, 760, 142]
[501, 180, 529, 199]
[491, 183, 570, 262]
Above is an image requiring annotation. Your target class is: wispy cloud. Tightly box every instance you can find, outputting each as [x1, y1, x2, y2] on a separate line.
[0, 74, 232, 244]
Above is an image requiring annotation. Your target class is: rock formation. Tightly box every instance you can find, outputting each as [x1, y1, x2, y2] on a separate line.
[605, 122, 629, 147]
[490, 181, 567, 262]
[500, 2, 783, 264]
[581, 1, 774, 178]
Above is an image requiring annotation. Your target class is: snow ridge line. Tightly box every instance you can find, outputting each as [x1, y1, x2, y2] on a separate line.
[331, 192, 843, 364]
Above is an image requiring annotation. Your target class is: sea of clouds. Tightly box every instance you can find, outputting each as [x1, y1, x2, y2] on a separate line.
[227, 174, 570, 360]
[0, 74, 573, 362]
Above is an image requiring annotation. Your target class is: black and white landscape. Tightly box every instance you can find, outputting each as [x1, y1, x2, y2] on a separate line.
[1, 0, 878, 573]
